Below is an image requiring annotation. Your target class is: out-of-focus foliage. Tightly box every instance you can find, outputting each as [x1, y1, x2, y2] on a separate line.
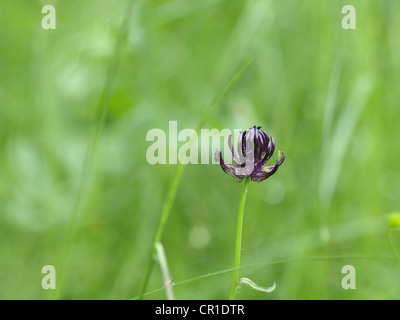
[0, 0, 399, 299]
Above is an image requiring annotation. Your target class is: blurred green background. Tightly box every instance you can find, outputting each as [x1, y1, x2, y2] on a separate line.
[1, 0, 399, 299]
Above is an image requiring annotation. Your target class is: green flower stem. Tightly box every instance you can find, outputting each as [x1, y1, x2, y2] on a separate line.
[137, 56, 255, 300]
[229, 178, 250, 300]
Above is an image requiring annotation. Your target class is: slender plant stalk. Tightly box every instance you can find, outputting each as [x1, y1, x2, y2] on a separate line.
[386, 229, 400, 263]
[229, 178, 250, 300]
[137, 56, 255, 299]
[139, 163, 184, 298]
[155, 242, 175, 300]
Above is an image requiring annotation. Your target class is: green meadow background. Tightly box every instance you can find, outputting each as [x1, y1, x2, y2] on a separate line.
[1, 0, 399, 299]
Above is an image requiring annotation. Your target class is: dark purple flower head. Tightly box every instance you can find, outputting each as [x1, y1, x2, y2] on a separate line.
[216, 125, 285, 182]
